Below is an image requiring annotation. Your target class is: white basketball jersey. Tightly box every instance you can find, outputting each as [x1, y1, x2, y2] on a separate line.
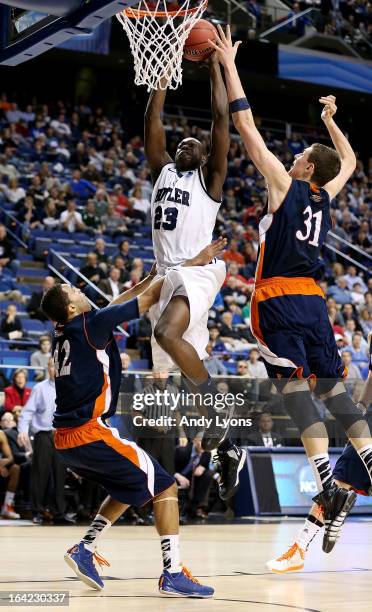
[151, 163, 221, 270]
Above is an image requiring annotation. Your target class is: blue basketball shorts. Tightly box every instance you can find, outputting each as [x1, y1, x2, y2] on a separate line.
[251, 277, 345, 392]
[54, 417, 175, 506]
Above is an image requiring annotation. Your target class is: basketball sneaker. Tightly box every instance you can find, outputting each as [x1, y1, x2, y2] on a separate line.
[64, 543, 110, 590]
[158, 566, 214, 598]
[216, 445, 247, 500]
[1, 504, 20, 519]
[266, 543, 305, 573]
[312, 484, 357, 553]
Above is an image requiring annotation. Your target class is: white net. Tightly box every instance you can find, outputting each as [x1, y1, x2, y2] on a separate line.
[116, 0, 207, 91]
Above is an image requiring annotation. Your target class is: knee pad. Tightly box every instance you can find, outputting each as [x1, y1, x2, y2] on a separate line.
[325, 393, 368, 433]
[283, 391, 323, 436]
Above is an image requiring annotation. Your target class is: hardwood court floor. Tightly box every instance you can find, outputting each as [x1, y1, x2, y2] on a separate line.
[1, 520, 372, 612]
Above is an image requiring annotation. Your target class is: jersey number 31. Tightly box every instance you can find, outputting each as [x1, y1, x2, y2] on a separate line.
[296, 206, 322, 247]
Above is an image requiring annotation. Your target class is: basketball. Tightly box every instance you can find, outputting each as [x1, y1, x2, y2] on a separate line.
[183, 19, 218, 62]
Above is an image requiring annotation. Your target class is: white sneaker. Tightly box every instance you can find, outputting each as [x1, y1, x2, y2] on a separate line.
[266, 543, 305, 574]
[1, 504, 20, 519]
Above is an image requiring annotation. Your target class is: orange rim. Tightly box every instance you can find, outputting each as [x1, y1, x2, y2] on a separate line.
[118, 0, 207, 19]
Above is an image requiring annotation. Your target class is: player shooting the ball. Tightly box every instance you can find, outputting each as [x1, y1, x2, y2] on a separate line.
[144, 50, 246, 502]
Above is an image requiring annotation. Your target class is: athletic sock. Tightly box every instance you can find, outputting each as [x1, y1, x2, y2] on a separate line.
[81, 514, 111, 552]
[160, 534, 182, 574]
[308, 453, 333, 492]
[356, 444, 372, 484]
[3, 491, 15, 506]
[295, 514, 324, 551]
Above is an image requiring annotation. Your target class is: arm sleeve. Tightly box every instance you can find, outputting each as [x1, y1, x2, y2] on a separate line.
[85, 299, 139, 349]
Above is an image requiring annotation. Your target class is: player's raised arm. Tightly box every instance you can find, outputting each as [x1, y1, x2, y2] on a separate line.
[209, 26, 291, 211]
[319, 96, 357, 200]
[144, 85, 173, 183]
[203, 54, 229, 201]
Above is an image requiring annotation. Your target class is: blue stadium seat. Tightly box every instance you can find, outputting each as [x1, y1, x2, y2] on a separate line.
[131, 359, 149, 370]
[22, 319, 47, 336]
[0, 350, 32, 363]
[18, 268, 47, 278]
[225, 362, 238, 374]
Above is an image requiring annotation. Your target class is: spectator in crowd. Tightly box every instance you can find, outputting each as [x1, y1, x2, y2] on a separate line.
[68, 169, 96, 200]
[17, 195, 42, 229]
[0, 303, 23, 340]
[101, 202, 128, 237]
[0, 428, 21, 518]
[4, 369, 31, 412]
[98, 267, 124, 300]
[30, 335, 52, 381]
[204, 342, 227, 376]
[209, 326, 226, 352]
[82, 199, 102, 234]
[0, 266, 23, 302]
[247, 348, 268, 379]
[342, 350, 362, 382]
[348, 332, 369, 369]
[78, 252, 105, 288]
[94, 237, 109, 272]
[327, 277, 353, 304]
[42, 199, 60, 230]
[17, 357, 70, 525]
[27, 276, 55, 322]
[0, 411, 32, 464]
[174, 432, 213, 519]
[246, 412, 283, 447]
[112, 256, 130, 284]
[59, 199, 86, 233]
[236, 360, 251, 378]
[0, 177, 26, 205]
[223, 239, 245, 266]
[117, 239, 133, 269]
[130, 184, 151, 222]
[344, 265, 367, 292]
[0, 224, 16, 271]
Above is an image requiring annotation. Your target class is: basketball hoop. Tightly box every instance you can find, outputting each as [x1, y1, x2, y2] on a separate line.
[116, 0, 208, 91]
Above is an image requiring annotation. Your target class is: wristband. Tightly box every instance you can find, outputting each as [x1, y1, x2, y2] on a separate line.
[229, 97, 250, 114]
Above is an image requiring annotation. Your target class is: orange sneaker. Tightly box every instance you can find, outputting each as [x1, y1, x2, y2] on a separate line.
[266, 543, 305, 574]
[1, 504, 20, 519]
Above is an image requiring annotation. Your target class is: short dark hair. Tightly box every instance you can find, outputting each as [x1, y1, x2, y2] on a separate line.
[308, 143, 341, 186]
[41, 284, 70, 323]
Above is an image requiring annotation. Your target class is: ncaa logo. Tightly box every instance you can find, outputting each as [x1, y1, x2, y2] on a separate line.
[299, 464, 317, 496]
[310, 194, 322, 203]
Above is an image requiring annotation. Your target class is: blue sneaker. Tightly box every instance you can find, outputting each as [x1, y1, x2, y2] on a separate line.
[64, 543, 110, 590]
[159, 566, 214, 598]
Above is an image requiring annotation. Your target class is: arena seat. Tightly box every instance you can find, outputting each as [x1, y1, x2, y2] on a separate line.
[22, 319, 48, 337]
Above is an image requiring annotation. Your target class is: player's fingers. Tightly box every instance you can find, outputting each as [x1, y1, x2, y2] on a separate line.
[226, 23, 232, 43]
[217, 24, 228, 44]
[207, 39, 221, 53]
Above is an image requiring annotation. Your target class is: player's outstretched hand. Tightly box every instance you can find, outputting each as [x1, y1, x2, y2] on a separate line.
[207, 24, 242, 68]
[320, 95, 337, 123]
[187, 237, 228, 267]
